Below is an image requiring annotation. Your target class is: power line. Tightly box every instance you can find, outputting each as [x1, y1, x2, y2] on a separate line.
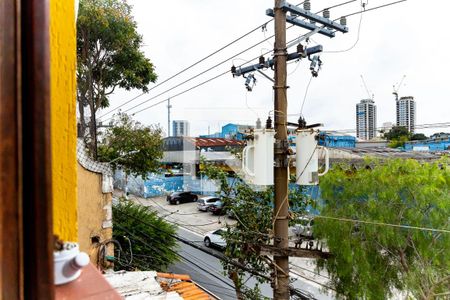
[337, 0, 408, 20]
[300, 75, 314, 116]
[98, 21, 273, 119]
[114, 205, 273, 281]
[323, 0, 364, 54]
[115, 224, 239, 298]
[101, 0, 361, 120]
[314, 215, 450, 234]
[321, 122, 450, 134]
[128, 70, 229, 117]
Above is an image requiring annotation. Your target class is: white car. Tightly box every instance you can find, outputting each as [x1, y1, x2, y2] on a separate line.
[204, 228, 227, 249]
[197, 196, 220, 212]
[292, 216, 315, 238]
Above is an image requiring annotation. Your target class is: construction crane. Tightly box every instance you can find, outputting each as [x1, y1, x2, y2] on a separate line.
[360, 75, 374, 100]
[393, 75, 406, 101]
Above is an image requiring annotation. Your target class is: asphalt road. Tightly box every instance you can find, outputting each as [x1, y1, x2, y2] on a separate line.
[168, 227, 273, 300]
[168, 227, 333, 300]
[132, 195, 333, 299]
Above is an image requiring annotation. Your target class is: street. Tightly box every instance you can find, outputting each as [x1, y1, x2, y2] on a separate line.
[132, 195, 334, 299]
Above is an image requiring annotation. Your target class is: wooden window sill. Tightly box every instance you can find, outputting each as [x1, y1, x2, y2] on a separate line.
[55, 263, 122, 299]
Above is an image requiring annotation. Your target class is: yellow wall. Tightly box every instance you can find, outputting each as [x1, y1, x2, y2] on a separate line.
[77, 163, 113, 267]
[50, 0, 78, 241]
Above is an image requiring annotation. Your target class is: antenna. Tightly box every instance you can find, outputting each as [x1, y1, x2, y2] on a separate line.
[360, 75, 373, 100]
[393, 75, 406, 101]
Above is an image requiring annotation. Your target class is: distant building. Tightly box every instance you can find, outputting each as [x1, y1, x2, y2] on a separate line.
[172, 120, 190, 137]
[382, 122, 393, 131]
[200, 123, 254, 140]
[396, 96, 416, 133]
[318, 132, 356, 148]
[356, 99, 377, 140]
[404, 135, 450, 151]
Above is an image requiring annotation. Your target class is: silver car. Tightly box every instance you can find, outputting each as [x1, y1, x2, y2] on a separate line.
[197, 196, 220, 212]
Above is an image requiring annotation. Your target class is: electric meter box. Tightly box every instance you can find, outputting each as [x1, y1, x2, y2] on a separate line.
[242, 128, 275, 185]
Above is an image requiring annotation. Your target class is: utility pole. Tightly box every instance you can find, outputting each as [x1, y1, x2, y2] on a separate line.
[231, 2, 348, 298]
[273, 1, 290, 299]
[167, 97, 172, 137]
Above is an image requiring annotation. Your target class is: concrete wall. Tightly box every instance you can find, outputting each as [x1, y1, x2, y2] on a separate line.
[50, 0, 78, 241]
[77, 163, 113, 267]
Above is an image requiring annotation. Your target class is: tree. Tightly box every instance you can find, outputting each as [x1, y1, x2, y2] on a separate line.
[411, 133, 428, 141]
[315, 158, 450, 299]
[98, 113, 163, 179]
[384, 126, 412, 148]
[112, 199, 178, 271]
[384, 126, 411, 141]
[200, 159, 313, 299]
[77, 0, 157, 158]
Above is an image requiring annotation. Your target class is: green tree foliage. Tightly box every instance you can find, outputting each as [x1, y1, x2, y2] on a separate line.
[411, 133, 428, 141]
[77, 0, 157, 156]
[112, 200, 178, 271]
[383, 126, 411, 148]
[98, 113, 163, 178]
[384, 126, 411, 140]
[200, 159, 312, 299]
[316, 158, 450, 299]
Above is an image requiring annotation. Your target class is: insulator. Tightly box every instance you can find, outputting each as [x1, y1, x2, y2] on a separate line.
[297, 43, 304, 54]
[256, 118, 262, 129]
[340, 16, 347, 26]
[259, 55, 265, 66]
[231, 65, 236, 75]
[303, 0, 311, 11]
[323, 9, 330, 19]
[298, 117, 306, 129]
[266, 116, 273, 129]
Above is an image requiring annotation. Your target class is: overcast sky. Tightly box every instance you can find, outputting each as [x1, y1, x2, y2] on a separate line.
[100, 0, 450, 137]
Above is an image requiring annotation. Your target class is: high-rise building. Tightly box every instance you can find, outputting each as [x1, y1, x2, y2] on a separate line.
[356, 99, 377, 140]
[172, 120, 190, 137]
[396, 96, 416, 133]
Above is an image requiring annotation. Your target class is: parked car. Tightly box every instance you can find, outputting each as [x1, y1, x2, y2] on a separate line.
[208, 200, 225, 215]
[204, 228, 226, 249]
[197, 196, 220, 212]
[292, 216, 315, 239]
[166, 191, 198, 205]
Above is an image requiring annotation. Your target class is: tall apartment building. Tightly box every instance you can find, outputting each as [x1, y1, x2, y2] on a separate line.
[396, 96, 416, 133]
[356, 99, 377, 140]
[172, 120, 190, 137]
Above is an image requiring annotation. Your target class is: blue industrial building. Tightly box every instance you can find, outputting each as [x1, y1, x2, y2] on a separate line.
[200, 123, 253, 140]
[318, 132, 356, 148]
[404, 136, 450, 151]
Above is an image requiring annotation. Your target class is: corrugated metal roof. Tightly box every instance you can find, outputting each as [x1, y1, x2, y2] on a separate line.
[157, 272, 215, 300]
[194, 137, 245, 147]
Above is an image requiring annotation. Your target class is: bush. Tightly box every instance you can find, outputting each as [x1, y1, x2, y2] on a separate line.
[112, 200, 178, 271]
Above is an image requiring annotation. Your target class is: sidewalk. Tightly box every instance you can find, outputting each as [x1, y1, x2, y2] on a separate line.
[121, 192, 333, 296]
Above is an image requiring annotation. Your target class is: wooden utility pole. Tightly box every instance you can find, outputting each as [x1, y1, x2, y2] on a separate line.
[273, 1, 290, 299]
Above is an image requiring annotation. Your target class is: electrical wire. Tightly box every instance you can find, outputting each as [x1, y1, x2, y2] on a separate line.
[313, 215, 450, 234]
[323, 0, 364, 54]
[115, 223, 241, 294]
[337, 0, 407, 20]
[99, 0, 378, 120]
[300, 75, 313, 116]
[101, 31, 280, 122]
[98, 21, 272, 119]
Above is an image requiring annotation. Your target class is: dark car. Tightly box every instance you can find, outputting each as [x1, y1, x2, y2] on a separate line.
[208, 200, 226, 215]
[166, 191, 198, 205]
